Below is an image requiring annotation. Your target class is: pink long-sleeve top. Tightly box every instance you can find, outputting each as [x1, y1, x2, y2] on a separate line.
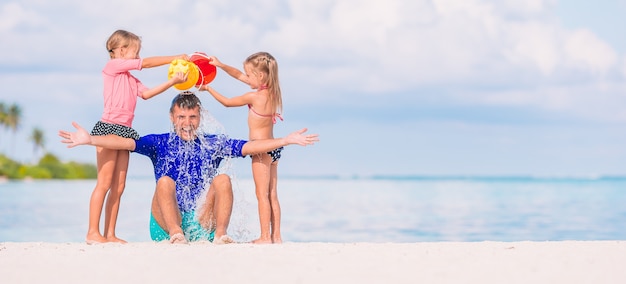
[100, 58, 148, 127]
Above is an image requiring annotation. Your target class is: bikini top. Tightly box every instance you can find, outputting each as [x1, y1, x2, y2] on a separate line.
[248, 104, 283, 124]
[248, 85, 283, 124]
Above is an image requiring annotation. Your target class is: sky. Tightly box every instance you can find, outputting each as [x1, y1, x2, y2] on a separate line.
[0, 0, 625, 178]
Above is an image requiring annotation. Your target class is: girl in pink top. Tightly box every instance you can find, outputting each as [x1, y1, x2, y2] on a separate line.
[87, 30, 188, 244]
[200, 52, 285, 244]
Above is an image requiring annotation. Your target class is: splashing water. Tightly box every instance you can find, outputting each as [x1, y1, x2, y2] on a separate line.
[160, 107, 252, 241]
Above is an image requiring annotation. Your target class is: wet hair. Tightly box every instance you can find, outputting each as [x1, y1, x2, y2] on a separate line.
[105, 30, 141, 59]
[245, 52, 282, 114]
[170, 91, 202, 113]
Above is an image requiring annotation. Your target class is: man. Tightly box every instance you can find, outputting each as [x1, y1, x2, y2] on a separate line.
[59, 92, 318, 244]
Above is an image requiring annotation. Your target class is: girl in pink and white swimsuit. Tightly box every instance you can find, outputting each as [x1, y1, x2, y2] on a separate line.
[200, 52, 286, 244]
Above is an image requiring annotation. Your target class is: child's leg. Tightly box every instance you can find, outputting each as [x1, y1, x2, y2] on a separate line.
[86, 147, 117, 244]
[103, 149, 130, 243]
[268, 161, 282, 243]
[251, 153, 272, 244]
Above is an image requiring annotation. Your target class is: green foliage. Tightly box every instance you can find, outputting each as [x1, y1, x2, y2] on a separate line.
[0, 154, 21, 178]
[18, 165, 52, 179]
[63, 161, 98, 179]
[38, 153, 69, 178]
[0, 153, 96, 180]
[0, 100, 96, 180]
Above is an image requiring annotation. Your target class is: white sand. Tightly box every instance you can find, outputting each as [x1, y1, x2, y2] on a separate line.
[1, 241, 625, 284]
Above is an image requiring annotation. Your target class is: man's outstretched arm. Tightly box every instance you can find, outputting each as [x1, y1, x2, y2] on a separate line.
[241, 128, 319, 156]
[58, 121, 137, 151]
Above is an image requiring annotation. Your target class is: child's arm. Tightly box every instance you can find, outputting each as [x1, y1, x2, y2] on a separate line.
[200, 85, 253, 107]
[241, 128, 319, 155]
[208, 56, 250, 85]
[142, 54, 189, 68]
[59, 122, 137, 151]
[140, 71, 187, 100]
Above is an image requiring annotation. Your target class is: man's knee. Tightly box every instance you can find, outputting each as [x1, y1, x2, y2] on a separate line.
[151, 176, 179, 226]
[212, 174, 232, 193]
[156, 176, 176, 194]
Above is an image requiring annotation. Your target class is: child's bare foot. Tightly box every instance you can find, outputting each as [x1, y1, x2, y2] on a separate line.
[106, 236, 127, 244]
[251, 238, 273, 244]
[86, 233, 107, 245]
[272, 237, 283, 244]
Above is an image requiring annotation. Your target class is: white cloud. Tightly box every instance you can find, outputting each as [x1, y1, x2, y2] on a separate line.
[0, 2, 44, 32]
[564, 28, 617, 75]
[465, 80, 626, 123]
[4, 0, 622, 95]
[502, 21, 561, 76]
[498, 0, 556, 14]
[256, 0, 624, 101]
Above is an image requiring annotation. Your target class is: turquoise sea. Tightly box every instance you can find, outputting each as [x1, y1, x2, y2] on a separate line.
[1, 176, 625, 243]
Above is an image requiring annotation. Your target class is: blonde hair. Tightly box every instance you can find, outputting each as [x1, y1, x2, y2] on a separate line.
[245, 52, 282, 114]
[105, 30, 141, 59]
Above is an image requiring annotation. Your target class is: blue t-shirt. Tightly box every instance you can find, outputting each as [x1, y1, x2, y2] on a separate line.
[133, 133, 247, 212]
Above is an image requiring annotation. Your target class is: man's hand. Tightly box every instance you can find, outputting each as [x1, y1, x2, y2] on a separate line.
[285, 128, 319, 146]
[58, 122, 91, 148]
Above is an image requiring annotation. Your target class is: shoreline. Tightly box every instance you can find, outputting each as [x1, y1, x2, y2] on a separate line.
[1, 241, 625, 283]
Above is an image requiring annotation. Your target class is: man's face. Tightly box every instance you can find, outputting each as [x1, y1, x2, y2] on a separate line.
[170, 105, 201, 141]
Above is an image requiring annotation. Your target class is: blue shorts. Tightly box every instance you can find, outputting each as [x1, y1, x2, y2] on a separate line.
[150, 211, 215, 242]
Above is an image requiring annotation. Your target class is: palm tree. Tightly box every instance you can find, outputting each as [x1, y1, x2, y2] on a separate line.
[6, 104, 22, 154]
[0, 102, 6, 129]
[29, 127, 45, 162]
[0, 102, 7, 153]
[0, 102, 6, 125]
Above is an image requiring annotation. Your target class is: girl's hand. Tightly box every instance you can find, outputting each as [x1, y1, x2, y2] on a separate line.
[198, 84, 210, 92]
[58, 122, 91, 148]
[208, 56, 223, 68]
[171, 71, 188, 84]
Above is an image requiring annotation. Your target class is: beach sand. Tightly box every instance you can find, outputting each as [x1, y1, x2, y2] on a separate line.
[1, 241, 625, 283]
